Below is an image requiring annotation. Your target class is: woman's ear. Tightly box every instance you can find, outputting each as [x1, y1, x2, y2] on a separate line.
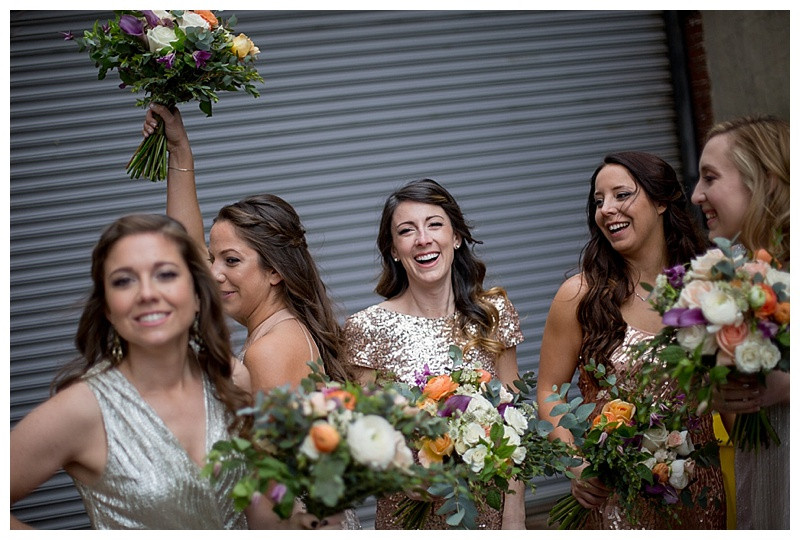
[268, 269, 284, 286]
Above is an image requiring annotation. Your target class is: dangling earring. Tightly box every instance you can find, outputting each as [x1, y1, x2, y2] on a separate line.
[189, 314, 204, 354]
[110, 328, 123, 364]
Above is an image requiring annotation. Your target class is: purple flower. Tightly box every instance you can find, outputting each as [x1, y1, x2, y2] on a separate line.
[119, 14, 145, 37]
[439, 395, 472, 417]
[413, 364, 433, 388]
[597, 431, 608, 446]
[649, 412, 663, 427]
[193, 49, 212, 68]
[662, 307, 707, 327]
[60, 31, 74, 40]
[757, 320, 779, 339]
[141, 10, 161, 28]
[664, 265, 686, 289]
[102, 23, 110, 33]
[157, 52, 176, 69]
[497, 402, 511, 417]
[269, 483, 287, 504]
[644, 483, 679, 504]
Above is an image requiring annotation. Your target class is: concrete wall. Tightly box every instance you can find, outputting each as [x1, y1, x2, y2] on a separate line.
[700, 10, 789, 123]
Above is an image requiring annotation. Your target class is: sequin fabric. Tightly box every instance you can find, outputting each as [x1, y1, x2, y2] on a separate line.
[344, 293, 523, 529]
[73, 361, 247, 529]
[578, 326, 727, 530]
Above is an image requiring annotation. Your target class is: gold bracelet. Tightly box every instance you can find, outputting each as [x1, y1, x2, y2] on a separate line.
[168, 166, 194, 172]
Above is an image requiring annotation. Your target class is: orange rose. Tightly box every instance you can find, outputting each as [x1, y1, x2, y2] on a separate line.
[310, 423, 340, 453]
[716, 322, 750, 356]
[774, 302, 790, 324]
[231, 33, 260, 59]
[476, 369, 492, 384]
[603, 399, 636, 424]
[326, 389, 356, 410]
[652, 462, 670, 484]
[754, 248, 775, 265]
[592, 411, 621, 432]
[192, 10, 218, 28]
[418, 435, 454, 467]
[754, 283, 778, 318]
[423, 375, 459, 401]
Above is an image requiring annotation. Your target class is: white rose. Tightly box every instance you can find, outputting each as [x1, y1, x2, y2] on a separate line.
[676, 325, 718, 355]
[498, 385, 514, 404]
[462, 445, 488, 473]
[766, 267, 790, 296]
[641, 454, 656, 470]
[686, 249, 727, 280]
[735, 336, 781, 374]
[503, 424, 521, 447]
[673, 430, 695, 456]
[147, 25, 178, 53]
[642, 425, 669, 453]
[503, 406, 528, 435]
[391, 434, 415, 470]
[178, 11, 211, 30]
[306, 392, 329, 417]
[677, 279, 714, 309]
[700, 287, 743, 327]
[454, 422, 487, 454]
[668, 459, 691, 490]
[299, 434, 319, 460]
[152, 10, 175, 21]
[511, 445, 527, 464]
[347, 415, 401, 470]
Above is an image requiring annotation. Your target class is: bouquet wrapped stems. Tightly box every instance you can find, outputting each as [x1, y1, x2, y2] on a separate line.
[731, 409, 780, 451]
[127, 113, 168, 182]
[547, 493, 589, 530]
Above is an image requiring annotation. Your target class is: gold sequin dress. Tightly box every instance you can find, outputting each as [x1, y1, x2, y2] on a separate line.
[344, 293, 524, 529]
[578, 326, 727, 530]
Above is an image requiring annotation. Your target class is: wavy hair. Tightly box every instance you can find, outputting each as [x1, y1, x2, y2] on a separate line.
[376, 178, 507, 357]
[52, 214, 250, 435]
[578, 152, 708, 366]
[215, 194, 350, 382]
[705, 116, 790, 263]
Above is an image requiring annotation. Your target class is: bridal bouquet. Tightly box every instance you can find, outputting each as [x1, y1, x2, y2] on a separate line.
[204, 364, 448, 520]
[68, 10, 263, 181]
[548, 360, 716, 529]
[394, 346, 584, 529]
[637, 238, 790, 451]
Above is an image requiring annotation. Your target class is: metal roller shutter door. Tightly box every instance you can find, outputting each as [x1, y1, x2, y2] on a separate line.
[10, 10, 684, 529]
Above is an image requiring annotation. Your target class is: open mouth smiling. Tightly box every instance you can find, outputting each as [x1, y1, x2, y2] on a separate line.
[414, 252, 439, 264]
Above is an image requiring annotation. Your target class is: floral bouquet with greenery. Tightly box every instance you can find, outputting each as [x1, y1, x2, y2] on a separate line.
[548, 360, 718, 529]
[393, 346, 585, 529]
[636, 238, 790, 451]
[67, 10, 263, 181]
[203, 363, 448, 521]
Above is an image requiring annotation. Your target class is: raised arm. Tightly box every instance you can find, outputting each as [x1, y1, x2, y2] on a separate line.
[142, 104, 205, 255]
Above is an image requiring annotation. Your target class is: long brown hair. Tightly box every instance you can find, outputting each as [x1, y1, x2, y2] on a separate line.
[52, 214, 250, 434]
[215, 194, 350, 382]
[578, 152, 708, 366]
[376, 178, 507, 357]
[705, 116, 790, 263]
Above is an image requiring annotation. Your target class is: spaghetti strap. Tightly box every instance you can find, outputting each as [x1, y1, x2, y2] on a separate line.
[294, 318, 318, 364]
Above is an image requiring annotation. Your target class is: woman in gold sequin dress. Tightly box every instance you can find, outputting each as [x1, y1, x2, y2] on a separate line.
[692, 116, 789, 529]
[537, 152, 727, 529]
[344, 179, 526, 529]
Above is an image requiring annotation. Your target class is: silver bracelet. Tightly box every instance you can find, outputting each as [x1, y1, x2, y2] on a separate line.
[168, 166, 194, 172]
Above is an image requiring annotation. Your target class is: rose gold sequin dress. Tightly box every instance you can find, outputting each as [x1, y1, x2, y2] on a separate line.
[344, 293, 524, 529]
[578, 325, 727, 529]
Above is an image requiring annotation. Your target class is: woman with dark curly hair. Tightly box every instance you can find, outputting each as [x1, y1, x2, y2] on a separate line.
[536, 152, 726, 529]
[344, 178, 526, 529]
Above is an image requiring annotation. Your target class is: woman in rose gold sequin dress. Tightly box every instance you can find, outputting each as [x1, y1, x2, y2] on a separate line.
[537, 152, 726, 529]
[344, 179, 526, 529]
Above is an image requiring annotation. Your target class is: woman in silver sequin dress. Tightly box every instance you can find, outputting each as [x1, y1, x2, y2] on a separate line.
[692, 116, 789, 529]
[537, 152, 727, 529]
[344, 179, 527, 529]
[10, 215, 307, 529]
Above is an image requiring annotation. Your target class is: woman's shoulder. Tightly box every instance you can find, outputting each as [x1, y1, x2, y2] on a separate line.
[345, 303, 389, 328]
[553, 273, 588, 302]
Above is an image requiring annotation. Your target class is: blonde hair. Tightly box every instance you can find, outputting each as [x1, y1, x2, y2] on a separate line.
[706, 116, 790, 263]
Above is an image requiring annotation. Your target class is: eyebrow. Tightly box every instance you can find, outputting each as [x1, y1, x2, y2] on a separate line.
[395, 214, 446, 228]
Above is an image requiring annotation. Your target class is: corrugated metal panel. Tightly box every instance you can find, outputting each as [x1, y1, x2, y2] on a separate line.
[10, 10, 683, 529]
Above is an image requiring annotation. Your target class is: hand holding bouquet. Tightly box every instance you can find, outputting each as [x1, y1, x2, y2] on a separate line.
[395, 346, 583, 529]
[548, 360, 716, 529]
[204, 364, 448, 521]
[67, 10, 263, 181]
[637, 238, 790, 451]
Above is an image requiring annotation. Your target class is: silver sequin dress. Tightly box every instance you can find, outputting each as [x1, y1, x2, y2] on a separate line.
[578, 326, 726, 530]
[344, 293, 524, 529]
[73, 361, 247, 529]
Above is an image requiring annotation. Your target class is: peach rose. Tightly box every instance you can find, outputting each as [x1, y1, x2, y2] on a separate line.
[231, 33, 260, 59]
[476, 369, 492, 384]
[310, 422, 340, 453]
[687, 249, 727, 280]
[652, 462, 670, 484]
[423, 374, 459, 401]
[774, 302, 790, 324]
[325, 389, 357, 410]
[418, 435, 454, 467]
[742, 260, 771, 280]
[716, 322, 750, 356]
[603, 398, 636, 424]
[192, 10, 218, 28]
[754, 248, 775, 265]
[677, 279, 715, 309]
